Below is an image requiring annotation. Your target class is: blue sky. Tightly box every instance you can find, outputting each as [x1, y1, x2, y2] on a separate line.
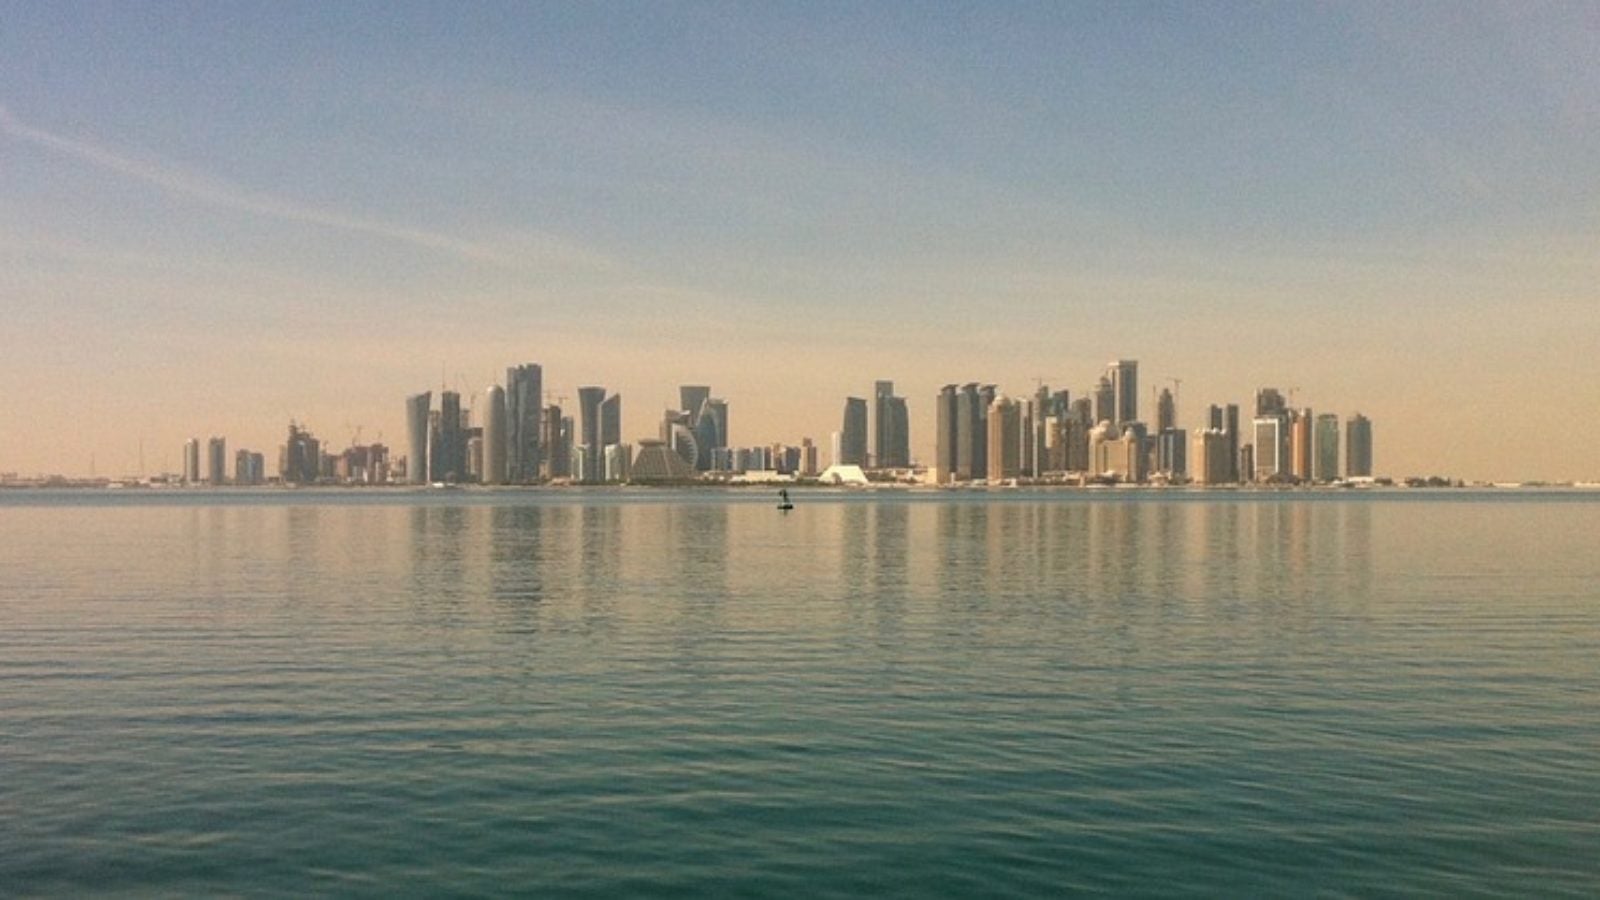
[2, 2, 1597, 479]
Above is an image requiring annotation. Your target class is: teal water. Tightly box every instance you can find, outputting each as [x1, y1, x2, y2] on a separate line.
[2, 490, 1598, 896]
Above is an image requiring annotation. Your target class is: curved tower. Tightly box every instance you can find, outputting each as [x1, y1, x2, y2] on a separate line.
[482, 384, 506, 485]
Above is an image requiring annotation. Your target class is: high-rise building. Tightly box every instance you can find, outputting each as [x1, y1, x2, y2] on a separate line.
[281, 422, 320, 485]
[542, 404, 568, 479]
[1193, 429, 1231, 484]
[1093, 375, 1115, 426]
[934, 385, 958, 483]
[1224, 403, 1242, 483]
[872, 381, 910, 469]
[986, 394, 1021, 483]
[1347, 413, 1373, 477]
[1290, 409, 1313, 482]
[800, 438, 819, 477]
[692, 398, 727, 472]
[232, 449, 266, 486]
[1157, 428, 1187, 478]
[601, 393, 622, 448]
[183, 438, 200, 485]
[1109, 360, 1138, 426]
[405, 391, 431, 485]
[577, 387, 606, 484]
[505, 364, 542, 483]
[481, 385, 507, 485]
[1256, 387, 1287, 417]
[1252, 416, 1288, 482]
[955, 383, 984, 480]
[679, 386, 711, 426]
[1157, 387, 1175, 433]
[1314, 414, 1339, 482]
[430, 391, 463, 483]
[838, 397, 867, 466]
[604, 443, 633, 483]
[669, 422, 699, 470]
[207, 437, 227, 486]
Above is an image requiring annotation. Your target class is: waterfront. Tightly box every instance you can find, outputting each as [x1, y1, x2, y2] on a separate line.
[3, 491, 1598, 895]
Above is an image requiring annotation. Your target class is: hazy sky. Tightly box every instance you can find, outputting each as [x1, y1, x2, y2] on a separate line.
[3, 2, 1597, 481]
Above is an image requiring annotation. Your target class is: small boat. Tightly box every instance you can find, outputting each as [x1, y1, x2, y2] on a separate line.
[777, 488, 794, 512]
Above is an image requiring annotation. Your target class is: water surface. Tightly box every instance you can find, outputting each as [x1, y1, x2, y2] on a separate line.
[3, 490, 1597, 895]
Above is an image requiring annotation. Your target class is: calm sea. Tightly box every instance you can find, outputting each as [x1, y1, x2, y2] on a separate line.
[2, 489, 1598, 896]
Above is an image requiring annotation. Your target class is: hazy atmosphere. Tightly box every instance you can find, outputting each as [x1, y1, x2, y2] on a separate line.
[3, 2, 1597, 481]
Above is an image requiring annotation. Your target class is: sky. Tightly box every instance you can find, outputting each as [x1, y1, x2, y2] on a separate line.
[2, 1, 1597, 481]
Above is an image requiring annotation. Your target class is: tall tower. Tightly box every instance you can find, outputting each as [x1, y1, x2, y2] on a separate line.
[436, 391, 463, 483]
[505, 364, 542, 483]
[1346, 413, 1373, 477]
[873, 380, 911, 469]
[679, 386, 711, 426]
[600, 393, 622, 449]
[1157, 388, 1176, 433]
[577, 387, 607, 484]
[1290, 409, 1313, 482]
[692, 398, 725, 471]
[405, 391, 431, 485]
[986, 394, 1020, 483]
[207, 437, 227, 486]
[839, 397, 868, 466]
[1093, 375, 1115, 426]
[1109, 360, 1138, 426]
[934, 385, 958, 483]
[481, 384, 507, 486]
[956, 383, 984, 480]
[1313, 413, 1339, 483]
[183, 438, 201, 485]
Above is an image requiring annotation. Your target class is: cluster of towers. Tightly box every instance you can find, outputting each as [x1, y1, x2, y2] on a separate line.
[180, 420, 389, 487]
[833, 381, 909, 470]
[177, 357, 1375, 488]
[406, 364, 624, 485]
[932, 360, 1373, 485]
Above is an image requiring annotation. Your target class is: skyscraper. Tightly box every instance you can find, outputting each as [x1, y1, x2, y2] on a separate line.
[1224, 403, 1242, 483]
[1157, 387, 1175, 433]
[1253, 415, 1288, 482]
[873, 380, 910, 469]
[576, 387, 606, 484]
[839, 397, 868, 466]
[986, 394, 1020, 483]
[405, 391, 431, 485]
[1109, 360, 1138, 426]
[692, 398, 727, 472]
[1347, 413, 1373, 477]
[1256, 388, 1287, 417]
[1093, 375, 1115, 426]
[1193, 429, 1231, 484]
[433, 391, 463, 483]
[207, 437, 226, 486]
[1314, 413, 1339, 482]
[600, 393, 622, 449]
[183, 438, 200, 485]
[542, 403, 568, 479]
[934, 384, 959, 483]
[481, 384, 506, 485]
[1290, 409, 1313, 482]
[505, 364, 542, 484]
[956, 383, 984, 480]
[679, 386, 711, 426]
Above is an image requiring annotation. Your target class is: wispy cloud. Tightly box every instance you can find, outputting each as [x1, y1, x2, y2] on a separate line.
[0, 102, 604, 269]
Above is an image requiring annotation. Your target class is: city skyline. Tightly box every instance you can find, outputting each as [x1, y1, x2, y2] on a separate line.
[126, 356, 1392, 488]
[3, 4, 1597, 482]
